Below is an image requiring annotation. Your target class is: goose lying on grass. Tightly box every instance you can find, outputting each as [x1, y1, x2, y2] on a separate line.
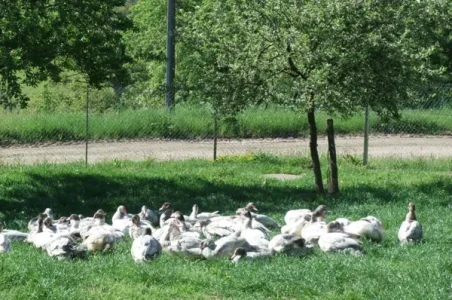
[398, 202, 423, 244]
[237, 202, 279, 229]
[301, 205, 329, 245]
[131, 227, 162, 263]
[139, 205, 159, 227]
[28, 208, 54, 232]
[47, 235, 85, 260]
[112, 205, 132, 235]
[344, 216, 384, 243]
[190, 204, 220, 221]
[268, 234, 312, 256]
[1, 228, 28, 242]
[129, 214, 155, 240]
[0, 224, 11, 253]
[318, 221, 363, 255]
[231, 247, 272, 264]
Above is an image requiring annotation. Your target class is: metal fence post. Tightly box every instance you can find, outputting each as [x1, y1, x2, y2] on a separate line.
[165, 0, 176, 110]
[363, 104, 369, 165]
[85, 83, 89, 166]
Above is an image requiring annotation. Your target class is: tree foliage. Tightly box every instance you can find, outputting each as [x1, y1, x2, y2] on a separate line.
[0, 0, 132, 109]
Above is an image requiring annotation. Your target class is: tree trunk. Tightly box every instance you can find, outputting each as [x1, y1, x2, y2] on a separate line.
[327, 119, 339, 194]
[307, 107, 324, 194]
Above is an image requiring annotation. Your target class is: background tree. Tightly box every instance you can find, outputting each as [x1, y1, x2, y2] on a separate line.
[0, 0, 132, 109]
[176, 0, 437, 193]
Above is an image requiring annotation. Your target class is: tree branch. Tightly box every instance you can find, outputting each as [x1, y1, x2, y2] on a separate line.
[286, 43, 308, 81]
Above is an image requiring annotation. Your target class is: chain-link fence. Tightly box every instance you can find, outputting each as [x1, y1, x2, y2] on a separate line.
[0, 82, 451, 164]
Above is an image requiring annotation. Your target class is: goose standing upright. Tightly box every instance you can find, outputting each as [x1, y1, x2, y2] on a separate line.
[398, 202, 423, 244]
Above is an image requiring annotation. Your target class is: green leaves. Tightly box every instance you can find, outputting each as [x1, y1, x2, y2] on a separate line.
[0, 0, 132, 109]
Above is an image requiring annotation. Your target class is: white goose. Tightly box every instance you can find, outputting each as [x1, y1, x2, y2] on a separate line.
[28, 215, 56, 249]
[0, 224, 12, 253]
[165, 219, 204, 258]
[231, 247, 272, 264]
[281, 217, 309, 236]
[112, 205, 132, 235]
[344, 216, 384, 243]
[81, 211, 123, 245]
[301, 205, 328, 245]
[190, 204, 220, 220]
[284, 208, 313, 226]
[28, 208, 54, 232]
[318, 221, 363, 255]
[240, 210, 270, 251]
[237, 203, 279, 229]
[1, 228, 28, 242]
[46, 235, 85, 260]
[129, 214, 155, 240]
[201, 231, 250, 259]
[131, 227, 162, 263]
[158, 202, 174, 228]
[139, 205, 159, 226]
[398, 202, 423, 244]
[268, 234, 312, 256]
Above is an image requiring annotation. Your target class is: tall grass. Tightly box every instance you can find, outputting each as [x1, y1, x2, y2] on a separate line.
[0, 106, 451, 144]
[0, 155, 451, 299]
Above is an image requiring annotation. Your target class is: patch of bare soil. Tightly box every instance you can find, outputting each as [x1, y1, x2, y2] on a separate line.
[0, 135, 451, 164]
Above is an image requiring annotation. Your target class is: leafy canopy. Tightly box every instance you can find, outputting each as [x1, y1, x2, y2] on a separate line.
[0, 0, 132, 109]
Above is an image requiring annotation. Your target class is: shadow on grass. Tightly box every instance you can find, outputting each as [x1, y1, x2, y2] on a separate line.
[0, 172, 317, 222]
[2, 170, 451, 223]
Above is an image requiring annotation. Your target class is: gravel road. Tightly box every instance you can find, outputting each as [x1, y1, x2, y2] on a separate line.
[0, 135, 451, 164]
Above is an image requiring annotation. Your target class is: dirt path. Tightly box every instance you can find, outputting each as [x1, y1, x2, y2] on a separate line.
[0, 135, 451, 164]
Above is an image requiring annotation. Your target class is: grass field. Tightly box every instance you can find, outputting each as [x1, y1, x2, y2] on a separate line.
[0, 106, 451, 145]
[0, 154, 451, 299]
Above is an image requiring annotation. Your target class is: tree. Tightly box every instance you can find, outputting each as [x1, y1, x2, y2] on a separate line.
[0, 0, 132, 110]
[178, 0, 437, 193]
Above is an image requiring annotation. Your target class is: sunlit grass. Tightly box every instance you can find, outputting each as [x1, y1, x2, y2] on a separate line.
[0, 155, 451, 299]
[0, 106, 451, 144]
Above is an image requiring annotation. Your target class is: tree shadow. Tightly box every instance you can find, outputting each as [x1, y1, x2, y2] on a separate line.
[0, 171, 317, 223]
[2, 169, 450, 224]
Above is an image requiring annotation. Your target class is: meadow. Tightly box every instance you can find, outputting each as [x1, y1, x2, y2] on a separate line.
[0, 106, 451, 145]
[0, 154, 451, 299]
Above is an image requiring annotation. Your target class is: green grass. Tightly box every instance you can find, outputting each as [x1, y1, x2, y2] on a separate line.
[0, 155, 452, 299]
[0, 106, 451, 144]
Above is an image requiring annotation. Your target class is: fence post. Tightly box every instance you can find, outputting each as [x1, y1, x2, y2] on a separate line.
[85, 83, 89, 166]
[213, 115, 218, 161]
[363, 104, 369, 165]
[327, 119, 339, 194]
[165, 0, 176, 110]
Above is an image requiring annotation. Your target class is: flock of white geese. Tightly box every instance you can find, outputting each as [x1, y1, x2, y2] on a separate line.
[0, 202, 423, 263]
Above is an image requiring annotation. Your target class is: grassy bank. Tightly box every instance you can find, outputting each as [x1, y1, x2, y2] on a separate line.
[0, 155, 451, 299]
[0, 106, 451, 144]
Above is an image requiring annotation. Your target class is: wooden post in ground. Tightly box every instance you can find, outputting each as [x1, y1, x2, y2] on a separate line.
[327, 119, 339, 194]
[307, 107, 325, 194]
